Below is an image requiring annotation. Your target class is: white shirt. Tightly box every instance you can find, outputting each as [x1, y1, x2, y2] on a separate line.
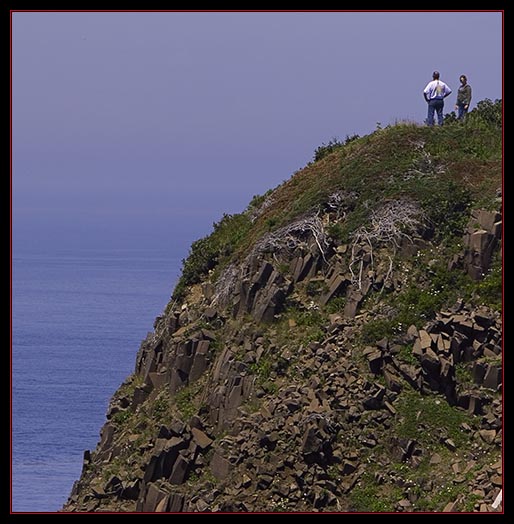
[424, 80, 452, 100]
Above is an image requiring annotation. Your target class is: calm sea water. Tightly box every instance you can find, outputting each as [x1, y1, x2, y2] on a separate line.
[12, 249, 181, 512]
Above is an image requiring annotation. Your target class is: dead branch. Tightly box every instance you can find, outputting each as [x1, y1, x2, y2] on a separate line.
[326, 190, 357, 220]
[252, 213, 329, 261]
[380, 255, 394, 293]
[212, 212, 329, 308]
[406, 138, 446, 178]
[349, 199, 424, 289]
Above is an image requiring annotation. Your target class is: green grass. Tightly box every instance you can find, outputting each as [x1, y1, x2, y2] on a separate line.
[249, 352, 285, 393]
[152, 393, 172, 423]
[349, 473, 402, 512]
[249, 356, 273, 381]
[175, 382, 203, 421]
[475, 256, 502, 311]
[361, 254, 479, 343]
[293, 308, 324, 327]
[324, 296, 347, 314]
[361, 319, 397, 344]
[285, 307, 326, 344]
[462, 493, 482, 512]
[270, 116, 496, 254]
[413, 480, 470, 512]
[116, 374, 144, 399]
[395, 388, 475, 448]
[111, 409, 132, 426]
[455, 362, 473, 386]
[396, 343, 417, 365]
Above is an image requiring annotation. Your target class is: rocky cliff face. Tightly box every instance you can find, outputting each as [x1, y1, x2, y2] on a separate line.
[63, 114, 502, 513]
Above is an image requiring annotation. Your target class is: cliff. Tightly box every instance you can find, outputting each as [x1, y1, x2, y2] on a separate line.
[63, 100, 502, 513]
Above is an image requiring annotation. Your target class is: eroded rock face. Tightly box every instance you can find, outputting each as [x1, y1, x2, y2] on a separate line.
[448, 209, 502, 280]
[63, 205, 502, 513]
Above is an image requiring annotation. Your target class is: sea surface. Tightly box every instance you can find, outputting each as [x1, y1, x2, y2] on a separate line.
[11, 248, 181, 512]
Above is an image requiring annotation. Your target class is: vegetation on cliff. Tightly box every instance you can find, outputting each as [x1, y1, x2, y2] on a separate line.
[64, 99, 502, 513]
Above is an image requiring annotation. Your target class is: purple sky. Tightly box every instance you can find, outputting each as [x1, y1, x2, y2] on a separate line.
[12, 11, 503, 255]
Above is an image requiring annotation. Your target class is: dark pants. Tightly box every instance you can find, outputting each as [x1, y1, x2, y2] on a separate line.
[456, 102, 468, 120]
[427, 98, 444, 126]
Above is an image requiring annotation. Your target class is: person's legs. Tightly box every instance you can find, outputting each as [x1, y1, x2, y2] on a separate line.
[427, 100, 436, 126]
[436, 100, 444, 125]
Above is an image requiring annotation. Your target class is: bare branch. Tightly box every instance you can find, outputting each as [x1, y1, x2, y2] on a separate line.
[212, 212, 330, 308]
[349, 199, 424, 288]
[380, 255, 394, 293]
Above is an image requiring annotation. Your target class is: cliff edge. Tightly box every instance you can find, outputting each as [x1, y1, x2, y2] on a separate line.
[64, 101, 502, 513]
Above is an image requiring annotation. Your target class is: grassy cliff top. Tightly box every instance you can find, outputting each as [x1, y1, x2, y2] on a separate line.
[172, 99, 501, 303]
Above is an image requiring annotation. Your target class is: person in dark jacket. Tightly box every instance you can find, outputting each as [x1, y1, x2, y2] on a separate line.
[455, 75, 472, 120]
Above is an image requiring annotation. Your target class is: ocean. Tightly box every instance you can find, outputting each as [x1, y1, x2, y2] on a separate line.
[11, 248, 181, 512]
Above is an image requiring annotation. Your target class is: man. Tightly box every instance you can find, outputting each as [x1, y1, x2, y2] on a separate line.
[423, 71, 452, 126]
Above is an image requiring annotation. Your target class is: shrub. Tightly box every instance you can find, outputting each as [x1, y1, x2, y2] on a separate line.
[312, 134, 361, 163]
[175, 384, 201, 421]
[112, 410, 131, 425]
[419, 180, 472, 241]
[362, 257, 475, 342]
[249, 357, 273, 381]
[325, 296, 347, 314]
[395, 261, 473, 328]
[396, 389, 473, 447]
[349, 474, 399, 512]
[468, 98, 502, 129]
[173, 212, 252, 300]
[313, 138, 344, 162]
[326, 222, 346, 243]
[397, 344, 417, 365]
[153, 395, 170, 422]
[475, 260, 502, 311]
[247, 189, 273, 210]
[361, 319, 396, 344]
[294, 309, 324, 327]
[444, 98, 502, 129]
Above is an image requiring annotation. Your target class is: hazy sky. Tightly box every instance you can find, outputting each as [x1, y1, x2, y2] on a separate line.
[12, 11, 503, 255]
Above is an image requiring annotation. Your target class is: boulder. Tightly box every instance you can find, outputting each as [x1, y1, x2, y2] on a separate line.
[383, 368, 402, 393]
[477, 209, 501, 232]
[418, 330, 432, 350]
[169, 453, 189, 485]
[253, 285, 286, 323]
[191, 428, 213, 450]
[253, 262, 274, 287]
[210, 452, 231, 480]
[320, 272, 349, 306]
[472, 361, 488, 384]
[483, 365, 501, 390]
[131, 385, 152, 410]
[479, 429, 496, 444]
[99, 423, 115, 450]
[189, 341, 210, 382]
[148, 372, 167, 390]
[420, 348, 440, 375]
[293, 253, 319, 283]
[141, 483, 168, 512]
[121, 479, 141, 501]
[364, 348, 382, 374]
[343, 288, 364, 319]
